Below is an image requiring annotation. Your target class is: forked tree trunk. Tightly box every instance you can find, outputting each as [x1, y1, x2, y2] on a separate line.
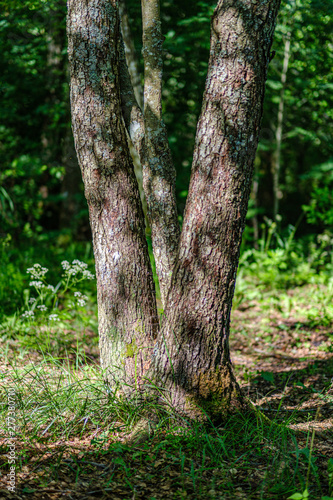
[67, 0, 281, 418]
[67, 0, 159, 389]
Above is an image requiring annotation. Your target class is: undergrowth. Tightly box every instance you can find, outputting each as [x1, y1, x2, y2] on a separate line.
[1, 348, 330, 499]
[0, 223, 332, 498]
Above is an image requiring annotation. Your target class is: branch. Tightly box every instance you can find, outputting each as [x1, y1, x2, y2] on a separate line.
[141, 0, 180, 308]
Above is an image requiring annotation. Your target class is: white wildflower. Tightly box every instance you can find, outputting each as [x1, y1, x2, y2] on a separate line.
[28, 298, 36, 304]
[62, 259, 93, 280]
[82, 270, 94, 280]
[26, 263, 48, 279]
[48, 314, 59, 322]
[47, 285, 55, 292]
[37, 305, 47, 311]
[68, 267, 78, 276]
[74, 292, 88, 307]
[22, 310, 34, 318]
[29, 281, 45, 289]
[72, 259, 88, 269]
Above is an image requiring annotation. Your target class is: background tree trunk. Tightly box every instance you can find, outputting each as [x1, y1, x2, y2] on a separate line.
[141, 0, 180, 307]
[151, 0, 281, 418]
[272, 33, 291, 220]
[67, 0, 159, 390]
[119, 0, 148, 225]
[59, 121, 82, 231]
[119, 0, 143, 109]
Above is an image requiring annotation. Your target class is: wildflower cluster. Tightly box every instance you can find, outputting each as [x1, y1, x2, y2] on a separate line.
[48, 314, 59, 322]
[22, 310, 34, 319]
[21, 259, 95, 325]
[74, 291, 88, 307]
[61, 260, 94, 280]
[26, 263, 48, 279]
[29, 281, 45, 289]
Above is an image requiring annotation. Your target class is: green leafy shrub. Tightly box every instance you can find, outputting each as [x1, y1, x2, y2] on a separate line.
[238, 218, 333, 290]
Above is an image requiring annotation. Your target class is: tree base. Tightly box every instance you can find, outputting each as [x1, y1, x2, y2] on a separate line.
[143, 362, 247, 423]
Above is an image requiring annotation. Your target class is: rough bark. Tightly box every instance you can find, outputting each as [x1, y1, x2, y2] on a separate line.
[150, 0, 281, 418]
[141, 0, 180, 307]
[67, 0, 281, 420]
[67, 0, 159, 389]
[118, 1, 180, 305]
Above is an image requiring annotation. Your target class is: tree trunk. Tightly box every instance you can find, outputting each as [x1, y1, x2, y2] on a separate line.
[141, 0, 180, 308]
[150, 0, 281, 418]
[67, 0, 159, 390]
[119, 0, 148, 224]
[118, 0, 180, 307]
[272, 33, 291, 220]
[67, 0, 281, 419]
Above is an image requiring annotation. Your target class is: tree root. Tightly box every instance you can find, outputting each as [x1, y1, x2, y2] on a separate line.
[125, 417, 158, 446]
[247, 398, 308, 435]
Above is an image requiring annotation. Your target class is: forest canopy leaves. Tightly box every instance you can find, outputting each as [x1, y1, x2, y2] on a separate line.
[0, 0, 332, 242]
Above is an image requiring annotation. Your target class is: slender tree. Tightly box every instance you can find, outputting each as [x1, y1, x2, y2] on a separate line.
[272, 32, 291, 220]
[67, 0, 281, 418]
[118, 0, 147, 222]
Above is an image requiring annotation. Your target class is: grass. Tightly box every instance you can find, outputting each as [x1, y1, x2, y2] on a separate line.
[0, 348, 323, 499]
[0, 226, 333, 499]
[1, 329, 332, 499]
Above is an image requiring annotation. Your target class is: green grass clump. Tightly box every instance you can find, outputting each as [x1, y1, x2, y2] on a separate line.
[0, 229, 332, 498]
[1, 348, 329, 499]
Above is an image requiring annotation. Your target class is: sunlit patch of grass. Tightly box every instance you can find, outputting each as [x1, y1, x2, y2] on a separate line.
[1, 229, 332, 498]
[1, 347, 329, 499]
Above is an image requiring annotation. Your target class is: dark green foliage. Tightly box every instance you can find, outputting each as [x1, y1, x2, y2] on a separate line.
[0, 0, 77, 237]
[302, 160, 333, 229]
[258, 0, 333, 226]
[0, 0, 332, 243]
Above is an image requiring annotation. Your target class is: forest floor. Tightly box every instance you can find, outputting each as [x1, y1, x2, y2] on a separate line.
[0, 284, 332, 500]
